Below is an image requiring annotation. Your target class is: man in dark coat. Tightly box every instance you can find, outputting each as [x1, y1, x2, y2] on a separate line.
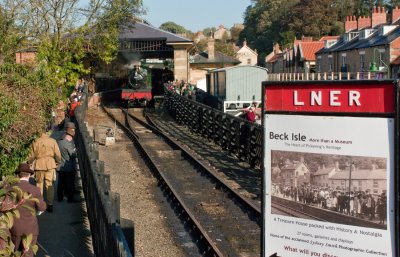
[11, 163, 47, 257]
[57, 122, 78, 203]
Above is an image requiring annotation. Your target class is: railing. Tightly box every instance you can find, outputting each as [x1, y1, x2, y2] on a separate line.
[268, 71, 389, 81]
[223, 100, 261, 114]
[75, 90, 133, 257]
[164, 88, 263, 168]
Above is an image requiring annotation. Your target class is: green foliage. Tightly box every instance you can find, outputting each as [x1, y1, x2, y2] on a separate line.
[0, 0, 145, 176]
[203, 27, 216, 36]
[215, 41, 236, 57]
[160, 21, 191, 34]
[0, 176, 39, 256]
[288, 0, 340, 39]
[230, 26, 243, 44]
[0, 64, 52, 175]
[241, 0, 399, 62]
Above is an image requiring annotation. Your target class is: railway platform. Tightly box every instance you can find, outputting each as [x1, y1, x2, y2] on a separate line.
[35, 128, 94, 257]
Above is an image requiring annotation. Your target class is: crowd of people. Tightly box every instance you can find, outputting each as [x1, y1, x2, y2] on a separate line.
[272, 184, 387, 225]
[10, 79, 84, 255]
[166, 79, 197, 100]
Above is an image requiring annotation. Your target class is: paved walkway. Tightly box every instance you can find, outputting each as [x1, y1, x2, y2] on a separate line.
[35, 129, 94, 257]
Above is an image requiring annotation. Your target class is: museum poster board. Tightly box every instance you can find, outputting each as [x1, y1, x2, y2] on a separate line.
[262, 80, 399, 257]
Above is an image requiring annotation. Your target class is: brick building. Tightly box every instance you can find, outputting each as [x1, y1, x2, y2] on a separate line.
[15, 48, 37, 65]
[189, 37, 240, 84]
[316, 6, 400, 78]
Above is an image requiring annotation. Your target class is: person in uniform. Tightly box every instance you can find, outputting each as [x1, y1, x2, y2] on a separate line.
[28, 127, 61, 212]
[57, 122, 78, 203]
[11, 163, 47, 256]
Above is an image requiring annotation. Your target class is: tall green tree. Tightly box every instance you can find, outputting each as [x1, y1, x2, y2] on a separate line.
[288, 0, 341, 39]
[0, 0, 145, 175]
[240, 0, 299, 64]
[160, 21, 191, 34]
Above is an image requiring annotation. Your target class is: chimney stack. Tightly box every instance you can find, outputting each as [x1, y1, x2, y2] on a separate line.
[371, 6, 386, 28]
[392, 6, 400, 24]
[358, 16, 372, 30]
[345, 16, 357, 32]
[208, 37, 215, 60]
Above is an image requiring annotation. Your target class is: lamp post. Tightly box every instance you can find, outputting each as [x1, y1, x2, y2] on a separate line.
[369, 48, 390, 77]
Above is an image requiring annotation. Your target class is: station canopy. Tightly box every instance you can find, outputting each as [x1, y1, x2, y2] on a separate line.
[118, 21, 193, 60]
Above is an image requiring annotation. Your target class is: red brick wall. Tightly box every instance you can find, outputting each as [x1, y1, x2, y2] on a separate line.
[371, 6, 386, 28]
[392, 6, 400, 24]
[358, 16, 371, 30]
[15, 52, 36, 64]
[345, 16, 357, 32]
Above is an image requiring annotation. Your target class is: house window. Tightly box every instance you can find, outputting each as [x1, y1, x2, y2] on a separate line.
[358, 181, 362, 186]
[341, 180, 345, 185]
[373, 180, 378, 188]
[379, 51, 384, 67]
[360, 54, 365, 71]
[373, 189, 379, 194]
[327, 57, 332, 72]
[247, 59, 251, 64]
[341, 55, 347, 68]
[331, 180, 334, 185]
[317, 57, 321, 72]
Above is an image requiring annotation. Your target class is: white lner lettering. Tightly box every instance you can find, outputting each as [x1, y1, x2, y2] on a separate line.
[349, 90, 361, 106]
[293, 91, 304, 106]
[293, 90, 362, 107]
[330, 91, 341, 106]
[310, 91, 321, 106]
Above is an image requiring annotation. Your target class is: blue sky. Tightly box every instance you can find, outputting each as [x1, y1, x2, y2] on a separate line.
[141, 0, 252, 32]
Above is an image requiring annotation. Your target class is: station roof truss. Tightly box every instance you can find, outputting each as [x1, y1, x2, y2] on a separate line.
[119, 39, 174, 53]
[118, 21, 193, 59]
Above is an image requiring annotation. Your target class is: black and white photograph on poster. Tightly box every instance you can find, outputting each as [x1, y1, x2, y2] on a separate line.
[264, 114, 395, 257]
[271, 150, 387, 230]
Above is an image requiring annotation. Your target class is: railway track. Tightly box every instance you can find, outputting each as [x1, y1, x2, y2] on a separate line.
[271, 201, 327, 221]
[102, 105, 261, 257]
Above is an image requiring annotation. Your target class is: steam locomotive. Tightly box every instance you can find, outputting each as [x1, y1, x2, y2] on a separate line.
[121, 65, 173, 107]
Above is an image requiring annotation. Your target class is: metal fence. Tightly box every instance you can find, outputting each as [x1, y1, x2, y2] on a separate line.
[164, 89, 263, 168]
[74, 91, 133, 257]
[268, 71, 389, 81]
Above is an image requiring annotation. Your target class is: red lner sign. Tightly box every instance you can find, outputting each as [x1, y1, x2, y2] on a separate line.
[265, 82, 395, 113]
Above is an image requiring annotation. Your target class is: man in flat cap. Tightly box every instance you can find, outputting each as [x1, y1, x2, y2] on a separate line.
[11, 163, 47, 257]
[28, 126, 61, 213]
[57, 122, 78, 203]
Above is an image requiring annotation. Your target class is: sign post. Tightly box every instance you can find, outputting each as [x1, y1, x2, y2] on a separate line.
[262, 80, 399, 257]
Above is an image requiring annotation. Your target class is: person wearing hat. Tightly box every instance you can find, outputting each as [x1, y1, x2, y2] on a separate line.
[11, 163, 46, 257]
[57, 122, 78, 203]
[28, 126, 62, 213]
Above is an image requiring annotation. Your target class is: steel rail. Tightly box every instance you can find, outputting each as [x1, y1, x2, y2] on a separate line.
[135, 111, 262, 218]
[101, 105, 225, 257]
[271, 202, 327, 222]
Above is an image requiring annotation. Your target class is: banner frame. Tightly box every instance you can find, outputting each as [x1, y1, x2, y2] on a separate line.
[261, 79, 399, 257]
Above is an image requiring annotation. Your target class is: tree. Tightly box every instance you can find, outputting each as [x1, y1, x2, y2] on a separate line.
[203, 27, 216, 37]
[240, 0, 299, 64]
[0, 0, 145, 175]
[288, 0, 340, 39]
[215, 40, 236, 57]
[0, 0, 145, 88]
[230, 26, 243, 44]
[160, 21, 190, 34]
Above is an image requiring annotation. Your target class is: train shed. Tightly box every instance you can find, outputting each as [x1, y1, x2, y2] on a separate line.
[206, 65, 268, 110]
